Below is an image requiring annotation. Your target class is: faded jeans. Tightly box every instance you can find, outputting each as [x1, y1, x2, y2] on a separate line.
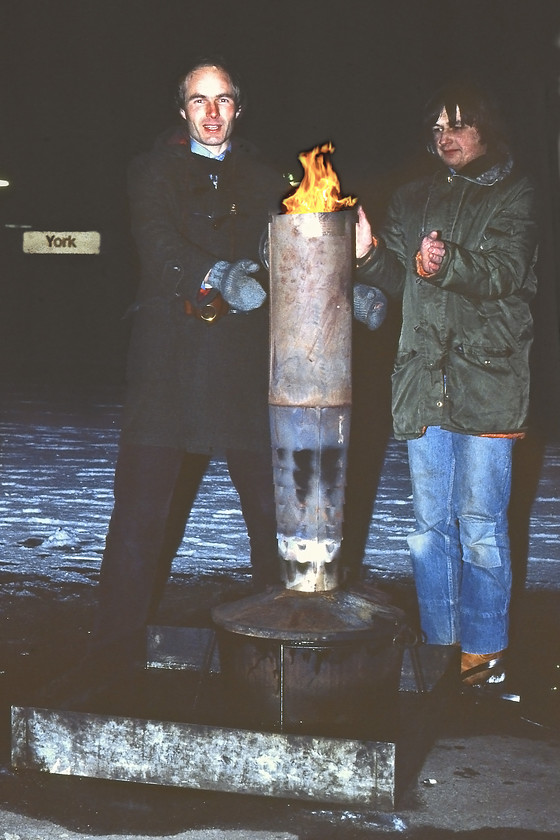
[407, 426, 514, 654]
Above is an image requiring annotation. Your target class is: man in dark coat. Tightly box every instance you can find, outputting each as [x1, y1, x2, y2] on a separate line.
[92, 58, 287, 653]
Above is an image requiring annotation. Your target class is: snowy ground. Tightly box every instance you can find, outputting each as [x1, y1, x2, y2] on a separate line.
[1, 386, 559, 839]
[1, 386, 559, 597]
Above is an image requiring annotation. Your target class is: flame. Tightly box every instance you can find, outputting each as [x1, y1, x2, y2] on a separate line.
[281, 143, 357, 214]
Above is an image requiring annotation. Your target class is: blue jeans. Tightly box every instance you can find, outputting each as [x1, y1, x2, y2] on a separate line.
[407, 427, 514, 654]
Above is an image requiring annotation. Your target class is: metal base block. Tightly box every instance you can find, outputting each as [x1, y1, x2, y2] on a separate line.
[11, 627, 457, 811]
[11, 707, 396, 807]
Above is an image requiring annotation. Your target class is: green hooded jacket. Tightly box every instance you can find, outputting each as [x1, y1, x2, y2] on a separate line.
[357, 154, 538, 439]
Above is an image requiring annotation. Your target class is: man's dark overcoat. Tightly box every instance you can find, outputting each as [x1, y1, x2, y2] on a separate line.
[121, 127, 286, 454]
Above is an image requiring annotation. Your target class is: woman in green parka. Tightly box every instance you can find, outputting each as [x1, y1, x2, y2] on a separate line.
[356, 83, 538, 694]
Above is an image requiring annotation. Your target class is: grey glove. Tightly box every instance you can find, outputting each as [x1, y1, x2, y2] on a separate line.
[208, 259, 266, 311]
[353, 284, 387, 331]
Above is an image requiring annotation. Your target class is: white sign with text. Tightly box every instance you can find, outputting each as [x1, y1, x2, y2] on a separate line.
[23, 231, 101, 254]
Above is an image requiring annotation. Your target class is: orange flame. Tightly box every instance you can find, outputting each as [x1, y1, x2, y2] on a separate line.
[281, 143, 357, 214]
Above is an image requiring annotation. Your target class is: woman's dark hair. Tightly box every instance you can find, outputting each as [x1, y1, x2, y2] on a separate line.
[174, 55, 246, 114]
[423, 82, 509, 158]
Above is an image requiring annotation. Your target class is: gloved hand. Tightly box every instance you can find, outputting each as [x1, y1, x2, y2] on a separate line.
[353, 284, 387, 331]
[208, 259, 266, 311]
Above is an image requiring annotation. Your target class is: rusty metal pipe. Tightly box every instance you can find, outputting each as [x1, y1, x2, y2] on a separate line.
[213, 209, 406, 735]
[268, 210, 354, 592]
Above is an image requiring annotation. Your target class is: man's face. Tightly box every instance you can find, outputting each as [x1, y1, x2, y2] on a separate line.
[180, 65, 240, 156]
[432, 106, 487, 170]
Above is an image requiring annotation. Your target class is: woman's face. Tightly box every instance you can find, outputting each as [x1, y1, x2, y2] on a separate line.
[432, 106, 487, 170]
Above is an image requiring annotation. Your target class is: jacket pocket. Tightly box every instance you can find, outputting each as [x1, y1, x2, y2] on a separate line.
[447, 342, 527, 431]
[391, 350, 424, 433]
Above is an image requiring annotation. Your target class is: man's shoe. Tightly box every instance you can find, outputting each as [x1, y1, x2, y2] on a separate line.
[461, 650, 506, 687]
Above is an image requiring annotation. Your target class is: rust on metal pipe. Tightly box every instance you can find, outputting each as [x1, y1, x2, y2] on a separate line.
[268, 210, 354, 592]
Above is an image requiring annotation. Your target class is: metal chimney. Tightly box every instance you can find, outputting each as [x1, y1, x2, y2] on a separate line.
[268, 209, 353, 592]
[213, 208, 405, 736]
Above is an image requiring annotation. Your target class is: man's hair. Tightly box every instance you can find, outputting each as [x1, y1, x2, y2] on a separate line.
[174, 55, 246, 113]
[423, 82, 509, 158]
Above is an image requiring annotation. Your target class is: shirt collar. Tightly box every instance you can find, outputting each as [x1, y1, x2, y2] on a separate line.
[190, 138, 231, 161]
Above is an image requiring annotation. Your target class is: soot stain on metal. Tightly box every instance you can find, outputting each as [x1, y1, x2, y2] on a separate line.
[292, 449, 314, 504]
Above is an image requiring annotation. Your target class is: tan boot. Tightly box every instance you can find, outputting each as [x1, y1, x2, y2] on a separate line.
[461, 650, 506, 686]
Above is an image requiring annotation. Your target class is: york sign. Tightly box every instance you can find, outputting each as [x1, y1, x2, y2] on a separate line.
[23, 231, 101, 255]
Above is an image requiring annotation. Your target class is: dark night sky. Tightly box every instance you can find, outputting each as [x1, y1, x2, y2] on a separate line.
[1, 0, 560, 432]
[2, 0, 559, 221]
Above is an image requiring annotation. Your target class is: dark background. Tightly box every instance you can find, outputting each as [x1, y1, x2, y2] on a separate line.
[1, 0, 560, 436]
